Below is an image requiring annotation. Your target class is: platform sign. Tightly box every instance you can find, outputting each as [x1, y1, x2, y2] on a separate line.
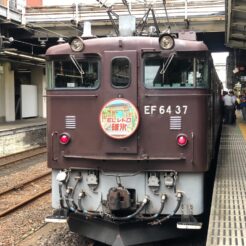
[99, 98, 139, 139]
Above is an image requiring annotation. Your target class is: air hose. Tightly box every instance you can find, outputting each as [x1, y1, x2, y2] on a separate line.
[150, 192, 183, 225]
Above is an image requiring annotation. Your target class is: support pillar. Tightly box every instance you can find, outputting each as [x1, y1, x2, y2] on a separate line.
[0, 64, 5, 122]
[31, 67, 46, 118]
[4, 63, 15, 122]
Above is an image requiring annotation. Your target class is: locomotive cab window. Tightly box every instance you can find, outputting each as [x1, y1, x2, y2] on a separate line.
[111, 57, 131, 88]
[143, 52, 209, 89]
[47, 55, 100, 89]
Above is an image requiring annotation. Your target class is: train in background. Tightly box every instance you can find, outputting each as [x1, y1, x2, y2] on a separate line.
[45, 19, 222, 245]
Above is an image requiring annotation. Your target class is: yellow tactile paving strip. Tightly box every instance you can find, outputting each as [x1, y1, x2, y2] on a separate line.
[239, 123, 246, 140]
[236, 111, 246, 140]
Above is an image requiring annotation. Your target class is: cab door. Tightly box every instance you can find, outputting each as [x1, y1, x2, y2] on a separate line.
[100, 51, 139, 154]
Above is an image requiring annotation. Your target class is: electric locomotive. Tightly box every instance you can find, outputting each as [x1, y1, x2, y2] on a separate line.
[45, 27, 222, 245]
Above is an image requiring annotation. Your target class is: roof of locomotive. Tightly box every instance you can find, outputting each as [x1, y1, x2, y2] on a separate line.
[46, 36, 208, 56]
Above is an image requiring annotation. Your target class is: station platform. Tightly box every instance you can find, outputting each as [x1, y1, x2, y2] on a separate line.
[0, 118, 46, 157]
[206, 113, 246, 246]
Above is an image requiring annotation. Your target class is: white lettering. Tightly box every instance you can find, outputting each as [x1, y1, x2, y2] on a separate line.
[151, 105, 157, 114]
[183, 105, 188, 114]
[175, 105, 181, 114]
[144, 105, 188, 115]
[159, 106, 165, 114]
[144, 105, 151, 114]
[166, 105, 172, 114]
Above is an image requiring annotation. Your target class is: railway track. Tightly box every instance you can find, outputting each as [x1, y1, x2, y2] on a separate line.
[0, 146, 47, 168]
[0, 171, 51, 217]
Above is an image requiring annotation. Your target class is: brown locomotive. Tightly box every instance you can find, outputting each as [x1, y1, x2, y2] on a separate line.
[45, 31, 222, 245]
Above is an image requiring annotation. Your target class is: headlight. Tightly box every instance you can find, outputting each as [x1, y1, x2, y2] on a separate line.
[69, 36, 84, 52]
[159, 33, 175, 50]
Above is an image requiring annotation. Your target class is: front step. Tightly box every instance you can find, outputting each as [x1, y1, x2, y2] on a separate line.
[45, 209, 68, 223]
[177, 221, 202, 230]
[177, 215, 202, 230]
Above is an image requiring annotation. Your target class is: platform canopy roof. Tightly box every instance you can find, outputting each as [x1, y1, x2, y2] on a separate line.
[25, 0, 225, 33]
[226, 0, 246, 50]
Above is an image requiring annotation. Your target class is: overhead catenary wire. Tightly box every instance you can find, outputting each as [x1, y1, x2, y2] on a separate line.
[162, 0, 171, 31]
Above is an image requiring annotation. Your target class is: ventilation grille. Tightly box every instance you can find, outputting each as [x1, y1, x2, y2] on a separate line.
[169, 116, 182, 130]
[65, 116, 76, 129]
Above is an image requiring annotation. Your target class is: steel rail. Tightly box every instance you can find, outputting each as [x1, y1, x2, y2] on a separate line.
[0, 187, 51, 217]
[0, 147, 47, 168]
[0, 171, 51, 196]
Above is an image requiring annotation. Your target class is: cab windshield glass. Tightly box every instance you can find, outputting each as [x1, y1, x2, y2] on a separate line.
[48, 55, 100, 89]
[143, 52, 209, 88]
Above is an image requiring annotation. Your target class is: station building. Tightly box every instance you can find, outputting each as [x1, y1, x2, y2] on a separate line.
[0, 60, 46, 122]
[0, 1, 46, 123]
[0, 1, 47, 155]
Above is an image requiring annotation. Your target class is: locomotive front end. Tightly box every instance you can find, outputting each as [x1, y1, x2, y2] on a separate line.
[45, 35, 220, 245]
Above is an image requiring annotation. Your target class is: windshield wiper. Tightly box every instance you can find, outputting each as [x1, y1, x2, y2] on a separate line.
[160, 52, 175, 75]
[69, 55, 85, 77]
